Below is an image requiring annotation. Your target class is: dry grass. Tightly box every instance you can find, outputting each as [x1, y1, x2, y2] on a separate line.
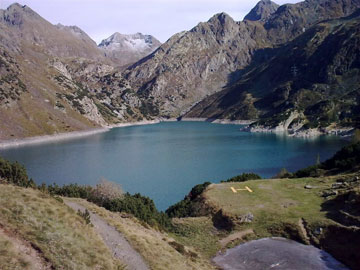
[0, 184, 124, 270]
[203, 177, 340, 238]
[69, 198, 217, 270]
[170, 217, 223, 258]
[0, 233, 32, 270]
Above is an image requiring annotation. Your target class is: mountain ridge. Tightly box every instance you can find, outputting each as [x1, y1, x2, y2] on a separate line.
[123, 0, 360, 122]
[1, 0, 360, 140]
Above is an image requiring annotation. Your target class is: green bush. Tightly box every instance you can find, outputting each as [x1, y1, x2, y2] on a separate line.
[47, 182, 171, 230]
[166, 182, 211, 218]
[189, 182, 211, 199]
[322, 142, 360, 171]
[77, 209, 92, 225]
[221, 173, 262, 183]
[293, 165, 320, 178]
[166, 198, 193, 218]
[293, 142, 360, 177]
[102, 193, 169, 227]
[47, 183, 93, 199]
[0, 157, 35, 187]
[273, 168, 293, 179]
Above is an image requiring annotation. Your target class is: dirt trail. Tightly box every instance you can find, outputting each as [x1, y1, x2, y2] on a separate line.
[219, 229, 254, 248]
[298, 218, 310, 243]
[64, 200, 149, 270]
[0, 225, 52, 270]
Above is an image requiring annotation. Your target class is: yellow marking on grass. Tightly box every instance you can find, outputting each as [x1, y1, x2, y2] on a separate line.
[230, 186, 253, 193]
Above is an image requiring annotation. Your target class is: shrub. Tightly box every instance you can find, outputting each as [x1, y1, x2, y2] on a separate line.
[166, 198, 193, 218]
[47, 180, 171, 230]
[273, 168, 293, 179]
[293, 142, 360, 177]
[221, 173, 262, 183]
[0, 157, 35, 187]
[47, 183, 93, 198]
[91, 178, 124, 204]
[189, 182, 211, 199]
[293, 165, 320, 178]
[166, 182, 211, 218]
[102, 193, 171, 229]
[321, 142, 360, 171]
[77, 209, 92, 225]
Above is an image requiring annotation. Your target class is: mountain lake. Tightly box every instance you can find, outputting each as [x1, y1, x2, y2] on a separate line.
[0, 121, 348, 211]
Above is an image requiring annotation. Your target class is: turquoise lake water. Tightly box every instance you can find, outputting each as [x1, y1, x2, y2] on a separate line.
[0, 122, 348, 210]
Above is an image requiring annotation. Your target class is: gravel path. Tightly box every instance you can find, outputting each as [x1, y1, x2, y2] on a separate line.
[65, 201, 149, 270]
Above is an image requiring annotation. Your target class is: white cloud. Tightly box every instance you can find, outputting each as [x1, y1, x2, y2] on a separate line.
[0, 0, 301, 43]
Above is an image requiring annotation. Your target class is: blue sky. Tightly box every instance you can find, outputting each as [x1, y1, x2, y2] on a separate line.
[0, 0, 300, 43]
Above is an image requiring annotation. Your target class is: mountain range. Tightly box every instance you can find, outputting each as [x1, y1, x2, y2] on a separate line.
[0, 0, 359, 140]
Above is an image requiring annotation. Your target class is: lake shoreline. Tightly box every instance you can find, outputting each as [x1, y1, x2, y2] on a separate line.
[0, 120, 160, 149]
[0, 118, 255, 149]
[0, 117, 353, 149]
[179, 117, 255, 125]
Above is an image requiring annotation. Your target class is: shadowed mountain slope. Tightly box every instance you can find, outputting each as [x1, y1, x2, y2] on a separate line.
[124, 0, 360, 119]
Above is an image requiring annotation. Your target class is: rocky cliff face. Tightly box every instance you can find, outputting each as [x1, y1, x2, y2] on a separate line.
[98, 32, 161, 67]
[264, 0, 360, 44]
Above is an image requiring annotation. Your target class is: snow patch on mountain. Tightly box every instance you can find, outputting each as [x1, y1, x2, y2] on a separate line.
[99, 32, 159, 52]
[98, 32, 161, 66]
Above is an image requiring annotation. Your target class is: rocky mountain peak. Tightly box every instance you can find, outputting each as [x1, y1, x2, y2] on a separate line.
[201, 12, 239, 41]
[208, 12, 235, 25]
[1, 3, 42, 26]
[99, 32, 160, 50]
[56, 24, 97, 46]
[98, 32, 161, 67]
[244, 0, 280, 21]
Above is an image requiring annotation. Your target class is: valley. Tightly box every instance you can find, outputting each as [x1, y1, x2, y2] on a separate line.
[0, 0, 359, 269]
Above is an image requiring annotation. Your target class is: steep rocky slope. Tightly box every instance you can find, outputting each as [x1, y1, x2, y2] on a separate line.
[1, 0, 360, 140]
[124, 13, 265, 117]
[99, 32, 161, 67]
[186, 11, 360, 134]
[0, 4, 105, 60]
[0, 4, 150, 140]
[124, 0, 360, 118]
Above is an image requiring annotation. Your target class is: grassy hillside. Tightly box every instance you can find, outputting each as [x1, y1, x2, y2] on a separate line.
[68, 198, 216, 270]
[201, 174, 360, 269]
[0, 143, 359, 269]
[0, 183, 216, 270]
[0, 184, 125, 270]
